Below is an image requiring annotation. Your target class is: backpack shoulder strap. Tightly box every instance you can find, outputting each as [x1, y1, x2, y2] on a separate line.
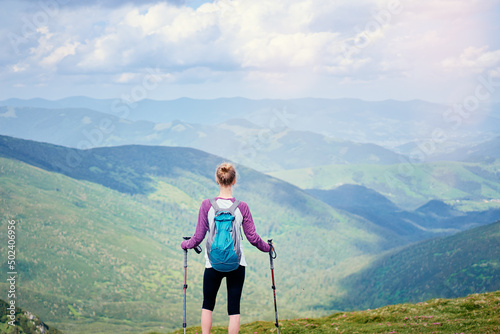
[209, 198, 221, 213]
[209, 198, 240, 215]
[227, 199, 241, 215]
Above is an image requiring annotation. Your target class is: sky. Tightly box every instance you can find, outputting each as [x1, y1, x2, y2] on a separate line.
[1, 0, 500, 103]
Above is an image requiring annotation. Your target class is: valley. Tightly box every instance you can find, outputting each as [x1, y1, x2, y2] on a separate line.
[1, 97, 498, 333]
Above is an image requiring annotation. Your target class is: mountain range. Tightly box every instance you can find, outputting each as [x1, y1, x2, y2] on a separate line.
[1, 95, 499, 334]
[1, 97, 499, 171]
[307, 185, 500, 243]
[0, 105, 407, 172]
[434, 135, 500, 163]
[1, 135, 498, 333]
[270, 160, 500, 210]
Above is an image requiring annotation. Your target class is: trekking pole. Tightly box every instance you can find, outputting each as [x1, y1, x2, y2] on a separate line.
[183, 246, 188, 334]
[268, 239, 280, 334]
[182, 237, 202, 334]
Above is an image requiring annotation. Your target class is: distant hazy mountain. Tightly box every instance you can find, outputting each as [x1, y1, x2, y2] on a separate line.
[270, 161, 500, 210]
[2, 97, 499, 158]
[307, 185, 500, 243]
[0, 96, 261, 124]
[0, 105, 406, 171]
[434, 135, 500, 163]
[416, 199, 459, 217]
[308, 184, 400, 212]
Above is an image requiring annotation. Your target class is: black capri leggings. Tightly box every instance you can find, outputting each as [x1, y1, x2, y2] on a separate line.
[202, 265, 245, 315]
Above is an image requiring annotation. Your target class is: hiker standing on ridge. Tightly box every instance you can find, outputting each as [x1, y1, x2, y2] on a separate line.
[181, 162, 272, 334]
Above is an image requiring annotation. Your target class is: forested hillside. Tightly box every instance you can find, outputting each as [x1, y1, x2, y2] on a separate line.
[0, 135, 394, 333]
[330, 221, 500, 311]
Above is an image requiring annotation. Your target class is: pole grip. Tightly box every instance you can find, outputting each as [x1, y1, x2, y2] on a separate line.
[183, 236, 203, 254]
[268, 239, 275, 251]
[267, 239, 274, 269]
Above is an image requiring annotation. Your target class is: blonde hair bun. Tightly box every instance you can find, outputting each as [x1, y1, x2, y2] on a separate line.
[216, 162, 237, 186]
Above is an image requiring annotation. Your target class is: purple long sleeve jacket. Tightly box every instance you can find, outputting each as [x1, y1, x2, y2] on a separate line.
[181, 197, 271, 259]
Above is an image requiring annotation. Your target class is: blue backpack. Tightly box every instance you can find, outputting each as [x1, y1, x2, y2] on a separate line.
[207, 198, 242, 272]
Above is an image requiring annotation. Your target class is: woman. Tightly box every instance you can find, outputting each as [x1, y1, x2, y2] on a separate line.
[181, 162, 271, 334]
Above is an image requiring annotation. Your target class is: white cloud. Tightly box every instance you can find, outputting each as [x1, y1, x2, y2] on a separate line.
[40, 41, 79, 68]
[237, 32, 338, 69]
[0, 0, 499, 100]
[442, 46, 500, 74]
[153, 122, 172, 131]
[115, 72, 140, 83]
[124, 3, 185, 36]
[11, 63, 29, 72]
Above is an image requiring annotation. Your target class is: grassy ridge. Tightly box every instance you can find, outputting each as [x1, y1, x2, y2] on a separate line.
[268, 161, 500, 210]
[168, 291, 500, 334]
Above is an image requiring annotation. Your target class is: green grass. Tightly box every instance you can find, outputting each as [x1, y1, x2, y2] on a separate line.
[168, 291, 500, 334]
